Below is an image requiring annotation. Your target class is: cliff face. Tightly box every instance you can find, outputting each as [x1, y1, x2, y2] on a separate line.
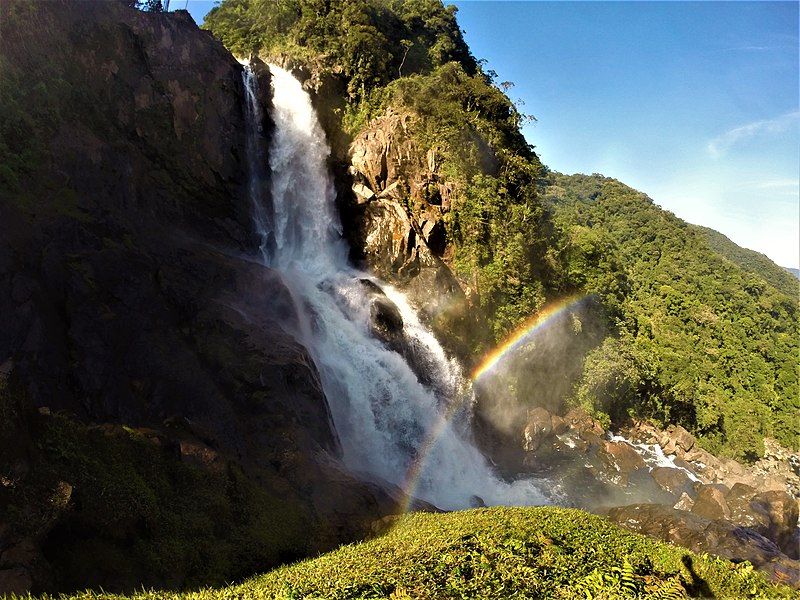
[345, 109, 471, 354]
[0, 1, 389, 593]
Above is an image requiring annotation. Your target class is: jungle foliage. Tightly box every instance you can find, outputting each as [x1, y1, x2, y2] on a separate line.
[547, 174, 799, 460]
[204, 0, 476, 99]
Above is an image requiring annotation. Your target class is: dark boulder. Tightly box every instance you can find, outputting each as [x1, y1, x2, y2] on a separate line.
[523, 407, 556, 452]
[650, 466, 694, 498]
[691, 485, 731, 520]
[594, 440, 646, 486]
[606, 503, 800, 587]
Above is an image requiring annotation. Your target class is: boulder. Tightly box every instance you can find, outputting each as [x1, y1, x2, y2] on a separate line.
[673, 492, 695, 512]
[370, 296, 404, 345]
[650, 466, 694, 498]
[659, 424, 696, 456]
[523, 407, 555, 452]
[595, 441, 645, 486]
[564, 407, 605, 438]
[691, 485, 731, 520]
[749, 491, 799, 556]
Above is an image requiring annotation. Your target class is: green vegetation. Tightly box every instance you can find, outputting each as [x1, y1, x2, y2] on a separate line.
[26, 507, 792, 599]
[204, 0, 476, 99]
[693, 225, 799, 298]
[205, 0, 557, 348]
[548, 173, 799, 460]
[369, 63, 556, 344]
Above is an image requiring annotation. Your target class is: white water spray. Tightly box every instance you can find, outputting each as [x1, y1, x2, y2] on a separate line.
[241, 63, 546, 509]
[608, 433, 702, 483]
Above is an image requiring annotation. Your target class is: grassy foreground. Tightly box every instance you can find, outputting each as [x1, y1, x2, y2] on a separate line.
[34, 507, 793, 599]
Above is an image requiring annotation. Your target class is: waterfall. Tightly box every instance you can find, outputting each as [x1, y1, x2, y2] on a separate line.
[241, 64, 274, 262]
[241, 63, 546, 509]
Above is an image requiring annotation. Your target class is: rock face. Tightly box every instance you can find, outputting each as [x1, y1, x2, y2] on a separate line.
[606, 504, 800, 587]
[344, 109, 471, 357]
[0, 1, 391, 593]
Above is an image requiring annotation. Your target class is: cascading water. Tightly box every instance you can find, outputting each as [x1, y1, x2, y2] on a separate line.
[241, 63, 546, 509]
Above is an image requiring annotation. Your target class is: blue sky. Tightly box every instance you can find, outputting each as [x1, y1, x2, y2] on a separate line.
[181, 1, 799, 268]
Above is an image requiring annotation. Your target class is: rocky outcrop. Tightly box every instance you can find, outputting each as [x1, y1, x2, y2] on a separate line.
[0, 1, 392, 593]
[628, 422, 800, 498]
[496, 403, 800, 582]
[345, 110, 471, 357]
[606, 504, 800, 587]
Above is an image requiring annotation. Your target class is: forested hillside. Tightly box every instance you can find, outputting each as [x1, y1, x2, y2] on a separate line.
[693, 225, 798, 298]
[547, 174, 798, 460]
[204, 0, 798, 462]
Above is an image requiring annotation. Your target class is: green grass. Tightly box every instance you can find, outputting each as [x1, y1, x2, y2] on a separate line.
[29, 507, 794, 600]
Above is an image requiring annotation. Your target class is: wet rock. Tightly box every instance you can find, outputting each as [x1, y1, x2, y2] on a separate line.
[470, 495, 487, 508]
[748, 491, 799, 555]
[596, 441, 645, 486]
[650, 466, 693, 498]
[606, 503, 800, 587]
[523, 407, 555, 452]
[691, 485, 731, 520]
[360, 279, 405, 350]
[370, 296, 404, 343]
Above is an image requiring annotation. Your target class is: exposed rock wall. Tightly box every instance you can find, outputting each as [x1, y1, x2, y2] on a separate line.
[343, 109, 473, 358]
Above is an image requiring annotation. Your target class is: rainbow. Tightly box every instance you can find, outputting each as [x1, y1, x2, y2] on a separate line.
[398, 293, 589, 513]
[471, 293, 589, 381]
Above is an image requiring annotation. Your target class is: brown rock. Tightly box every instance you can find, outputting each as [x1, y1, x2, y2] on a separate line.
[597, 441, 645, 483]
[691, 485, 731, 520]
[749, 491, 799, 554]
[673, 492, 695, 512]
[726, 482, 757, 501]
[606, 503, 800, 587]
[523, 407, 554, 452]
[650, 466, 693, 497]
[660, 424, 696, 456]
[564, 407, 605, 437]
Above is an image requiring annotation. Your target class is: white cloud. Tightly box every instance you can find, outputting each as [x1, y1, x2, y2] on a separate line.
[749, 179, 799, 189]
[741, 178, 800, 197]
[707, 111, 800, 157]
[722, 45, 771, 51]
